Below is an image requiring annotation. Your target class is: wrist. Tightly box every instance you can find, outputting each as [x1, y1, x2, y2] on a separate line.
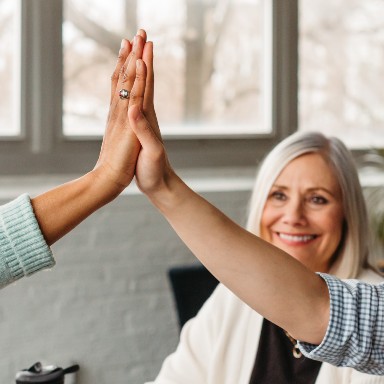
[31, 171, 118, 245]
[87, 167, 127, 206]
[146, 171, 190, 214]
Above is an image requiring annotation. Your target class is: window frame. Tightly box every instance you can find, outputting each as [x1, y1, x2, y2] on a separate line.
[0, 0, 298, 175]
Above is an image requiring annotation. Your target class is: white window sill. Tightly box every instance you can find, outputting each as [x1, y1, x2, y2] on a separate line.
[0, 167, 257, 200]
[0, 165, 382, 201]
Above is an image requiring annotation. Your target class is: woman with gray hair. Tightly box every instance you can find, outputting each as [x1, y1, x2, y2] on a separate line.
[144, 131, 383, 383]
[246, 131, 371, 280]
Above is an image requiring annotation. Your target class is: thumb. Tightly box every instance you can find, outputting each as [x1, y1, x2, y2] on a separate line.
[128, 104, 161, 152]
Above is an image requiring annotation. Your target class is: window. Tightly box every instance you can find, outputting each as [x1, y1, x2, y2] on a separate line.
[63, 0, 269, 137]
[0, 0, 19, 136]
[299, 0, 384, 148]
[3, 0, 384, 176]
[0, 0, 297, 174]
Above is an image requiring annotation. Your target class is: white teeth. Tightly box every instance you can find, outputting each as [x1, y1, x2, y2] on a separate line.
[278, 233, 316, 242]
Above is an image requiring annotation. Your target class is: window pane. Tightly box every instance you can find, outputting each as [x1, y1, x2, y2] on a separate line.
[299, 0, 384, 148]
[0, 0, 19, 136]
[63, 0, 267, 137]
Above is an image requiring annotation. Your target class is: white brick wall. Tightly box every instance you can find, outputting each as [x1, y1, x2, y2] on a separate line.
[0, 189, 250, 384]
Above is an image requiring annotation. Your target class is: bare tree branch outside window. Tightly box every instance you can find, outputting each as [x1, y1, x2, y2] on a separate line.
[299, 0, 384, 147]
[63, 0, 264, 136]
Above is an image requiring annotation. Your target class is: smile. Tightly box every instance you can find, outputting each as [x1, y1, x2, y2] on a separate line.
[277, 233, 317, 243]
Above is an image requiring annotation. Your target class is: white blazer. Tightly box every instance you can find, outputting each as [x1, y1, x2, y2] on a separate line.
[147, 269, 384, 384]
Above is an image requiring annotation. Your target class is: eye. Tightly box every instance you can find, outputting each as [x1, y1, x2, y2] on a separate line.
[309, 195, 328, 205]
[270, 191, 287, 201]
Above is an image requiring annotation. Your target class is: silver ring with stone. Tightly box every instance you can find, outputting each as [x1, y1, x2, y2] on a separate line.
[119, 89, 130, 100]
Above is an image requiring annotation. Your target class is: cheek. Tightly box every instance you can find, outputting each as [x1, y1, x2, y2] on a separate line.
[259, 223, 269, 241]
[260, 207, 276, 241]
[321, 211, 344, 248]
[330, 222, 343, 246]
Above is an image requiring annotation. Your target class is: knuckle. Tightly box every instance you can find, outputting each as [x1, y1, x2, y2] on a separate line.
[120, 72, 129, 84]
[130, 91, 144, 103]
[117, 52, 125, 61]
[117, 65, 126, 80]
[118, 65, 126, 77]
[111, 70, 119, 82]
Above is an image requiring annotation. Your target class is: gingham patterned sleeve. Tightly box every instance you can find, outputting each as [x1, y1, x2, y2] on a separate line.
[298, 273, 384, 375]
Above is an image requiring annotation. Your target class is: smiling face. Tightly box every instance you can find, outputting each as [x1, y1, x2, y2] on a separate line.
[260, 152, 344, 273]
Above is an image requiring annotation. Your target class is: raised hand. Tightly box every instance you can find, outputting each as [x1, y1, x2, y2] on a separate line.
[31, 31, 152, 246]
[129, 102, 174, 198]
[93, 31, 148, 199]
[109, 33, 168, 197]
[141, 41, 161, 139]
[123, 39, 175, 198]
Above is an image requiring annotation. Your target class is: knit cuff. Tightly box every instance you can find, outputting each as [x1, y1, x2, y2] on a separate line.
[0, 194, 55, 287]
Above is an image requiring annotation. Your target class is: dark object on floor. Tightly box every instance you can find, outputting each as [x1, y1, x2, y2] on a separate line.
[15, 361, 79, 384]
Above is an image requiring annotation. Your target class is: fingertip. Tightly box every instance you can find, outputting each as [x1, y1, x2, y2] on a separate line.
[117, 40, 132, 65]
[137, 29, 147, 42]
[119, 38, 129, 54]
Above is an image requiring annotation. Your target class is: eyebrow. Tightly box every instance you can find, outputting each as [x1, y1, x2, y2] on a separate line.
[271, 184, 338, 198]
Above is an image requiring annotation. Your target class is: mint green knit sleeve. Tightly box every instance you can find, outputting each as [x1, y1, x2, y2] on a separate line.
[0, 194, 55, 288]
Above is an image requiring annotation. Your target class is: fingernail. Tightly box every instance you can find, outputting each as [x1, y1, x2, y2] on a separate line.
[136, 59, 142, 69]
[119, 39, 126, 54]
[133, 35, 138, 47]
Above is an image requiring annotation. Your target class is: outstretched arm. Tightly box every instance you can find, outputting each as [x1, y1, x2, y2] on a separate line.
[31, 31, 148, 246]
[0, 32, 152, 289]
[128, 86, 330, 346]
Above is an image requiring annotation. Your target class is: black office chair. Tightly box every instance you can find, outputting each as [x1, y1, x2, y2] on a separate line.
[168, 263, 219, 329]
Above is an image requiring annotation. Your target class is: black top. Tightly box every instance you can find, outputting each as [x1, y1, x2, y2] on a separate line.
[249, 319, 322, 384]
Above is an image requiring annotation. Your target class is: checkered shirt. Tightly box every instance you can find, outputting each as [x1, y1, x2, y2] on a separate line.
[298, 273, 384, 375]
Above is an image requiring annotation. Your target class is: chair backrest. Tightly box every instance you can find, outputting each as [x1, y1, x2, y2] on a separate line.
[168, 263, 219, 329]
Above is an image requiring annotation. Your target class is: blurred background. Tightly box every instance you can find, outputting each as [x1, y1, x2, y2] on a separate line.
[0, 0, 384, 382]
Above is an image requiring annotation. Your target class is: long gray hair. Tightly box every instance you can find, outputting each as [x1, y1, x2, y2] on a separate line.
[246, 131, 370, 279]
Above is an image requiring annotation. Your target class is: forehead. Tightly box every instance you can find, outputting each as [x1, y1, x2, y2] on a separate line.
[274, 152, 341, 192]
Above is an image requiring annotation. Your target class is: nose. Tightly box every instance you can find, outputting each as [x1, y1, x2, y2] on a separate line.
[282, 198, 307, 226]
